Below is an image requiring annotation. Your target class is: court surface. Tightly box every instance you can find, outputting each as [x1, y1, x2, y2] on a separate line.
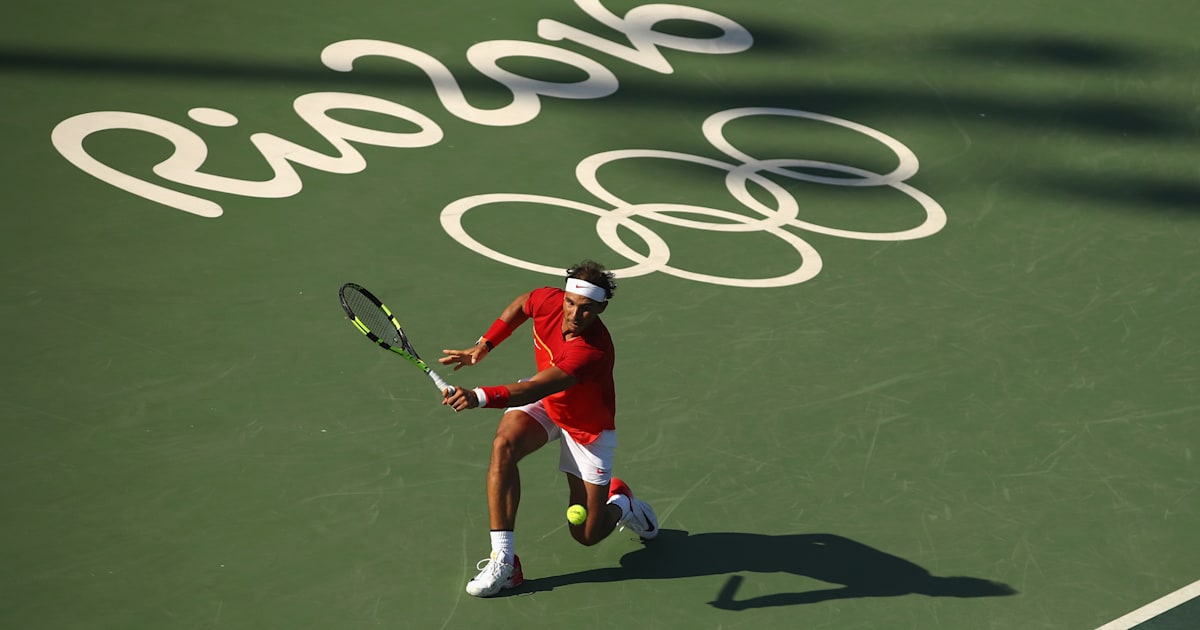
[2, 1, 1198, 628]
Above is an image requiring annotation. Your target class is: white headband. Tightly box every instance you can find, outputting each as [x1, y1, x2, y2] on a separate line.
[565, 278, 608, 302]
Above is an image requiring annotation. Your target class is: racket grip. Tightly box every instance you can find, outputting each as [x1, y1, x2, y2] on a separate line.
[428, 369, 454, 395]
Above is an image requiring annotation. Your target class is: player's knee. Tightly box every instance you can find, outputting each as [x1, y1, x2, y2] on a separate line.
[570, 526, 604, 547]
[490, 433, 521, 465]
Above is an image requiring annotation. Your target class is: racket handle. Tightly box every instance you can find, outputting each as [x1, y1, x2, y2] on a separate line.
[427, 369, 454, 395]
[426, 370, 459, 413]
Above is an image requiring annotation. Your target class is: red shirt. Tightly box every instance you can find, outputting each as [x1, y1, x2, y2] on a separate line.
[523, 287, 616, 444]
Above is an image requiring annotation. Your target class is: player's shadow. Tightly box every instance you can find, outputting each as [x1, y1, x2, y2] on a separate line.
[511, 529, 1016, 609]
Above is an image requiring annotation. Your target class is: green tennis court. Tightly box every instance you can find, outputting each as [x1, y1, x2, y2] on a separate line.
[3, 1, 1197, 628]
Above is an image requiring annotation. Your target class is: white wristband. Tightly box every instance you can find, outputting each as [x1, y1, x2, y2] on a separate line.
[473, 387, 488, 408]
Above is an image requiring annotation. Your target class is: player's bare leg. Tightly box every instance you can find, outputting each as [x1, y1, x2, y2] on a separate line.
[487, 410, 547, 530]
[466, 409, 547, 597]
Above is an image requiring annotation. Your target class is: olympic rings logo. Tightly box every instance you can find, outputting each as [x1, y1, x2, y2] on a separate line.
[442, 108, 946, 288]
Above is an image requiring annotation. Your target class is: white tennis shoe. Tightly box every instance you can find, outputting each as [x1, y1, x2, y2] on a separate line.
[465, 553, 523, 597]
[609, 478, 659, 540]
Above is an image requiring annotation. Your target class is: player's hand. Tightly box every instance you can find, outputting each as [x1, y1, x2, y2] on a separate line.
[442, 386, 478, 411]
[439, 344, 489, 371]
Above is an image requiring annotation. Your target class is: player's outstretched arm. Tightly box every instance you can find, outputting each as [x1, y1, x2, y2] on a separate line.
[443, 366, 577, 412]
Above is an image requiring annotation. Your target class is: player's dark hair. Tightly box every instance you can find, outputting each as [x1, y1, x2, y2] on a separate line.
[566, 260, 617, 300]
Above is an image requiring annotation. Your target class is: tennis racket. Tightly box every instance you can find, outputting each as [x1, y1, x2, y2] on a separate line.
[338, 283, 455, 396]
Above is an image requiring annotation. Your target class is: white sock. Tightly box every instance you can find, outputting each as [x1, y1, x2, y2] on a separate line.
[607, 493, 631, 521]
[490, 530, 514, 564]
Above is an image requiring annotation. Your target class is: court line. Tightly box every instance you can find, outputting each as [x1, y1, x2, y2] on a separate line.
[1095, 579, 1200, 630]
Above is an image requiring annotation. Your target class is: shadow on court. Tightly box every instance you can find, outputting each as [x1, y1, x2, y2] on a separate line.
[509, 530, 1016, 610]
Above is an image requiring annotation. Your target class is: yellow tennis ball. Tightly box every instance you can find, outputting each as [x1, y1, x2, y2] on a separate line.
[566, 504, 587, 526]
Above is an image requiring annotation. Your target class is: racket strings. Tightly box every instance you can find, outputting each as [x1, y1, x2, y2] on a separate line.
[344, 289, 407, 349]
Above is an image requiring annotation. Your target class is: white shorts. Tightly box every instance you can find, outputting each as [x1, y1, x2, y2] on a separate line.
[510, 399, 616, 486]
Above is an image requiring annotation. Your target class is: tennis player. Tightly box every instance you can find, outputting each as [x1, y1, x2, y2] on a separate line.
[440, 260, 658, 598]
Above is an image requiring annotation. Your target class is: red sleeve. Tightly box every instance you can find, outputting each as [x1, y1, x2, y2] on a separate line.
[523, 287, 555, 317]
